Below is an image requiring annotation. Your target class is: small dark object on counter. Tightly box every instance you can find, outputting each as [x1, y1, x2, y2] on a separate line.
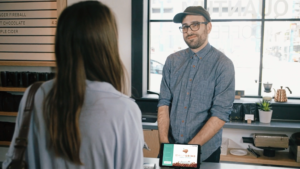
[28, 72, 39, 85]
[0, 121, 15, 141]
[242, 137, 254, 144]
[248, 145, 260, 158]
[1, 71, 7, 87]
[289, 132, 300, 163]
[21, 72, 30, 87]
[11, 72, 21, 87]
[142, 113, 157, 123]
[2, 92, 14, 112]
[0, 92, 22, 112]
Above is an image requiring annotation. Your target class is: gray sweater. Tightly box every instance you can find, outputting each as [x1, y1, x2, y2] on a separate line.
[2, 80, 144, 169]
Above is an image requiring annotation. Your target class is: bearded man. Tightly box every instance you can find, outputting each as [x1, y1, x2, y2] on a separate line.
[157, 6, 235, 163]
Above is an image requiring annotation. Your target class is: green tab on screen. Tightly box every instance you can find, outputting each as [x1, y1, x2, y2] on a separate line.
[162, 144, 174, 166]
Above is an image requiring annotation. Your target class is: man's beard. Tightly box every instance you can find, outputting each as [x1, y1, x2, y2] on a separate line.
[184, 29, 208, 49]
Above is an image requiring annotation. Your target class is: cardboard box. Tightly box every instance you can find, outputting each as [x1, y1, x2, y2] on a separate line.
[143, 130, 160, 158]
[254, 133, 289, 148]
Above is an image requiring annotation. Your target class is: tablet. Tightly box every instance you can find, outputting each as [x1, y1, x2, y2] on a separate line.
[159, 143, 201, 168]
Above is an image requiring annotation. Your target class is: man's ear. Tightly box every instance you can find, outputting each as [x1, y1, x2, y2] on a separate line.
[207, 22, 212, 34]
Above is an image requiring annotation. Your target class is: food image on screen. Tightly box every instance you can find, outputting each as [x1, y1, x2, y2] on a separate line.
[162, 144, 198, 168]
[172, 162, 197, 167]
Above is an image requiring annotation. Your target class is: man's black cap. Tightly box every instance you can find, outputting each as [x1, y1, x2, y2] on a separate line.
[173, 6, 211, 23]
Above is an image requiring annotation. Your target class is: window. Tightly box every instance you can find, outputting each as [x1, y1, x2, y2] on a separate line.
[131, 0, 300, 99]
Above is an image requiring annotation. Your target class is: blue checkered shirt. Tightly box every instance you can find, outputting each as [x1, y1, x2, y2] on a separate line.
[158, 43, 235, 162]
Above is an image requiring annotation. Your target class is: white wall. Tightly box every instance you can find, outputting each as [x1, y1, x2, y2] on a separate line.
[68, 0, 132, 93]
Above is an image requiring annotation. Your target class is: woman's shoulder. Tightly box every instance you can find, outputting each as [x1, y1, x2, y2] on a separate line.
[40, 80, 54, 92]
[20, 80, 54, 101]
[100, 92, 140, 115]
[85, 80, 141, 113]
[32, 80, 54, 99]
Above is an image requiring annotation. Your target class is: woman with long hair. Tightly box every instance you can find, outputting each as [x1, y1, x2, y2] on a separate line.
[2, 1, 144, 169]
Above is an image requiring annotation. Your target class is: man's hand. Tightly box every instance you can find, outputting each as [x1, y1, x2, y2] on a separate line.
[188, 116, 225, 146]
[157, 106, 170, 143]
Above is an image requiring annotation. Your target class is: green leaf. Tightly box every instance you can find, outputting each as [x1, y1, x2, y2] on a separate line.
[257, 100, 272, 111]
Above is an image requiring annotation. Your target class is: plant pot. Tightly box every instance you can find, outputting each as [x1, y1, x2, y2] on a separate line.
[259, 109, 273, 123]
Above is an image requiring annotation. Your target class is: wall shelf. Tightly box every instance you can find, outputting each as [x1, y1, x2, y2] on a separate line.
[0, 61, 56, 67]
[0, 112, 18, 117]
[0, 87, 26, 92]
[0, 141, 10, 146]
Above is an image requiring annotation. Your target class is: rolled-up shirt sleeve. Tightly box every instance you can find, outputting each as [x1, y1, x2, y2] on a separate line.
[210, 59, 235, 122]
[158, 56, 172, 107]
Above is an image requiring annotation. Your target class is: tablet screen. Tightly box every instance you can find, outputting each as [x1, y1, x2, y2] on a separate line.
[160, 143, 200, 168]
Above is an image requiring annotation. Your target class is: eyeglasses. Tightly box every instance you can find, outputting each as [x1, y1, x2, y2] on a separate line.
[179, 22, 208, 33]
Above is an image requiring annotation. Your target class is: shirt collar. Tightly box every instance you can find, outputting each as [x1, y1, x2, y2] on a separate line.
[188, 42, 211, 59]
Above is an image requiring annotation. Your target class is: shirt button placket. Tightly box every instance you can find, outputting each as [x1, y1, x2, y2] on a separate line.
[180, 53, 197, 143]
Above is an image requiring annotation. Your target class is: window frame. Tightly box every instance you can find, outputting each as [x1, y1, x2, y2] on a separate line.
[131, 0, 300, 100]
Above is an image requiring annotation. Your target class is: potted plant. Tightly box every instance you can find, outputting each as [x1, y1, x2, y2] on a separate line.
[257, 100, 273, 123]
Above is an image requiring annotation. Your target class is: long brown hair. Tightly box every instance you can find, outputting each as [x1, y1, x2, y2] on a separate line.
[43, 1, 127, 164]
